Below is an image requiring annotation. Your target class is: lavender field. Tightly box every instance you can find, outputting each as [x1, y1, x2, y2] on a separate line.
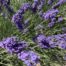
[0, 0, 66, 66]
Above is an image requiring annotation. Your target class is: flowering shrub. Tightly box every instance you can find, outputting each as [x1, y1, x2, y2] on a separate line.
[0, 0, 66, 66]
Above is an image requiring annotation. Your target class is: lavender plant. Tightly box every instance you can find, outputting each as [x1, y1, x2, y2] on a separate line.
[0, 0, 66, 66]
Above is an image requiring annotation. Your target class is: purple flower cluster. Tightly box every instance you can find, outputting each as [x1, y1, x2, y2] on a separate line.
[0, 36, 28, 54]
[12, 0, 66, 30]
[0, 0, 66, 66]
[41, 9, 59, 20]
[33, 34, 50, 48]
[33, 33, 66, 49]
[18, 50, 40, 66]
[39, 8, 64, 28]
[47, 33, 66, 49]
[0, 36, 40, 66]
[37, 0, 66, 28]
[11, 0, 45, 31]
[12, 11, 24, 31]
[32, 0, 45, 12]
[12, 3, 31, 31]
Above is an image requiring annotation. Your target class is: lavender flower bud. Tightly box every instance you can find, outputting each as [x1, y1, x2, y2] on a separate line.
[12, 12, 24, 31]
[18, 50, 40, 66]
[42, 9, 59, 20]
[33, 34, 50, 48]
[20, 3, 31, 12]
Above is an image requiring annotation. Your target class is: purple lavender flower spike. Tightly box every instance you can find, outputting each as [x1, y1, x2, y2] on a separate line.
[32, 0, 39, 12]
[12, 12, 24, 31]
[40, 9, 59, 27]
[12, 3, 31, 31]
[33, 34, 50, 49]
[20, 3, 31, 12]
[18, 50, 40, 66]
[42, 9, 59, 20]
[52, 0, 66, 9]
[1, 36, 28, 54]
[47, 34, 66, 49]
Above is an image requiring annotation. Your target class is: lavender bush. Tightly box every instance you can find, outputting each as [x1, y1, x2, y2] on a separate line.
[0, 0, 66, 66]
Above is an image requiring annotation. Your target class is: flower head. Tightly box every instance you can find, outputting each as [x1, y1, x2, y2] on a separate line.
[18, 50, 40, 66]
[33, 34, 50, 48]
[1, 36, 28, 53]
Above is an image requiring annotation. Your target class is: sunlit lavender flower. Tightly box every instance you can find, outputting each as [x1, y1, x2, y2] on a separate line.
[12, 3, 31, 31]
[18, 50, 40, 66]
[47, 34, 66, 49]
[42, 9, 59, 20]
[1, 36, 28, 54]
[20, 3, 31, 12]
[33, 34, 50, 48]
[39, 9, 59, 28]
[12, 12, 24, 31]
